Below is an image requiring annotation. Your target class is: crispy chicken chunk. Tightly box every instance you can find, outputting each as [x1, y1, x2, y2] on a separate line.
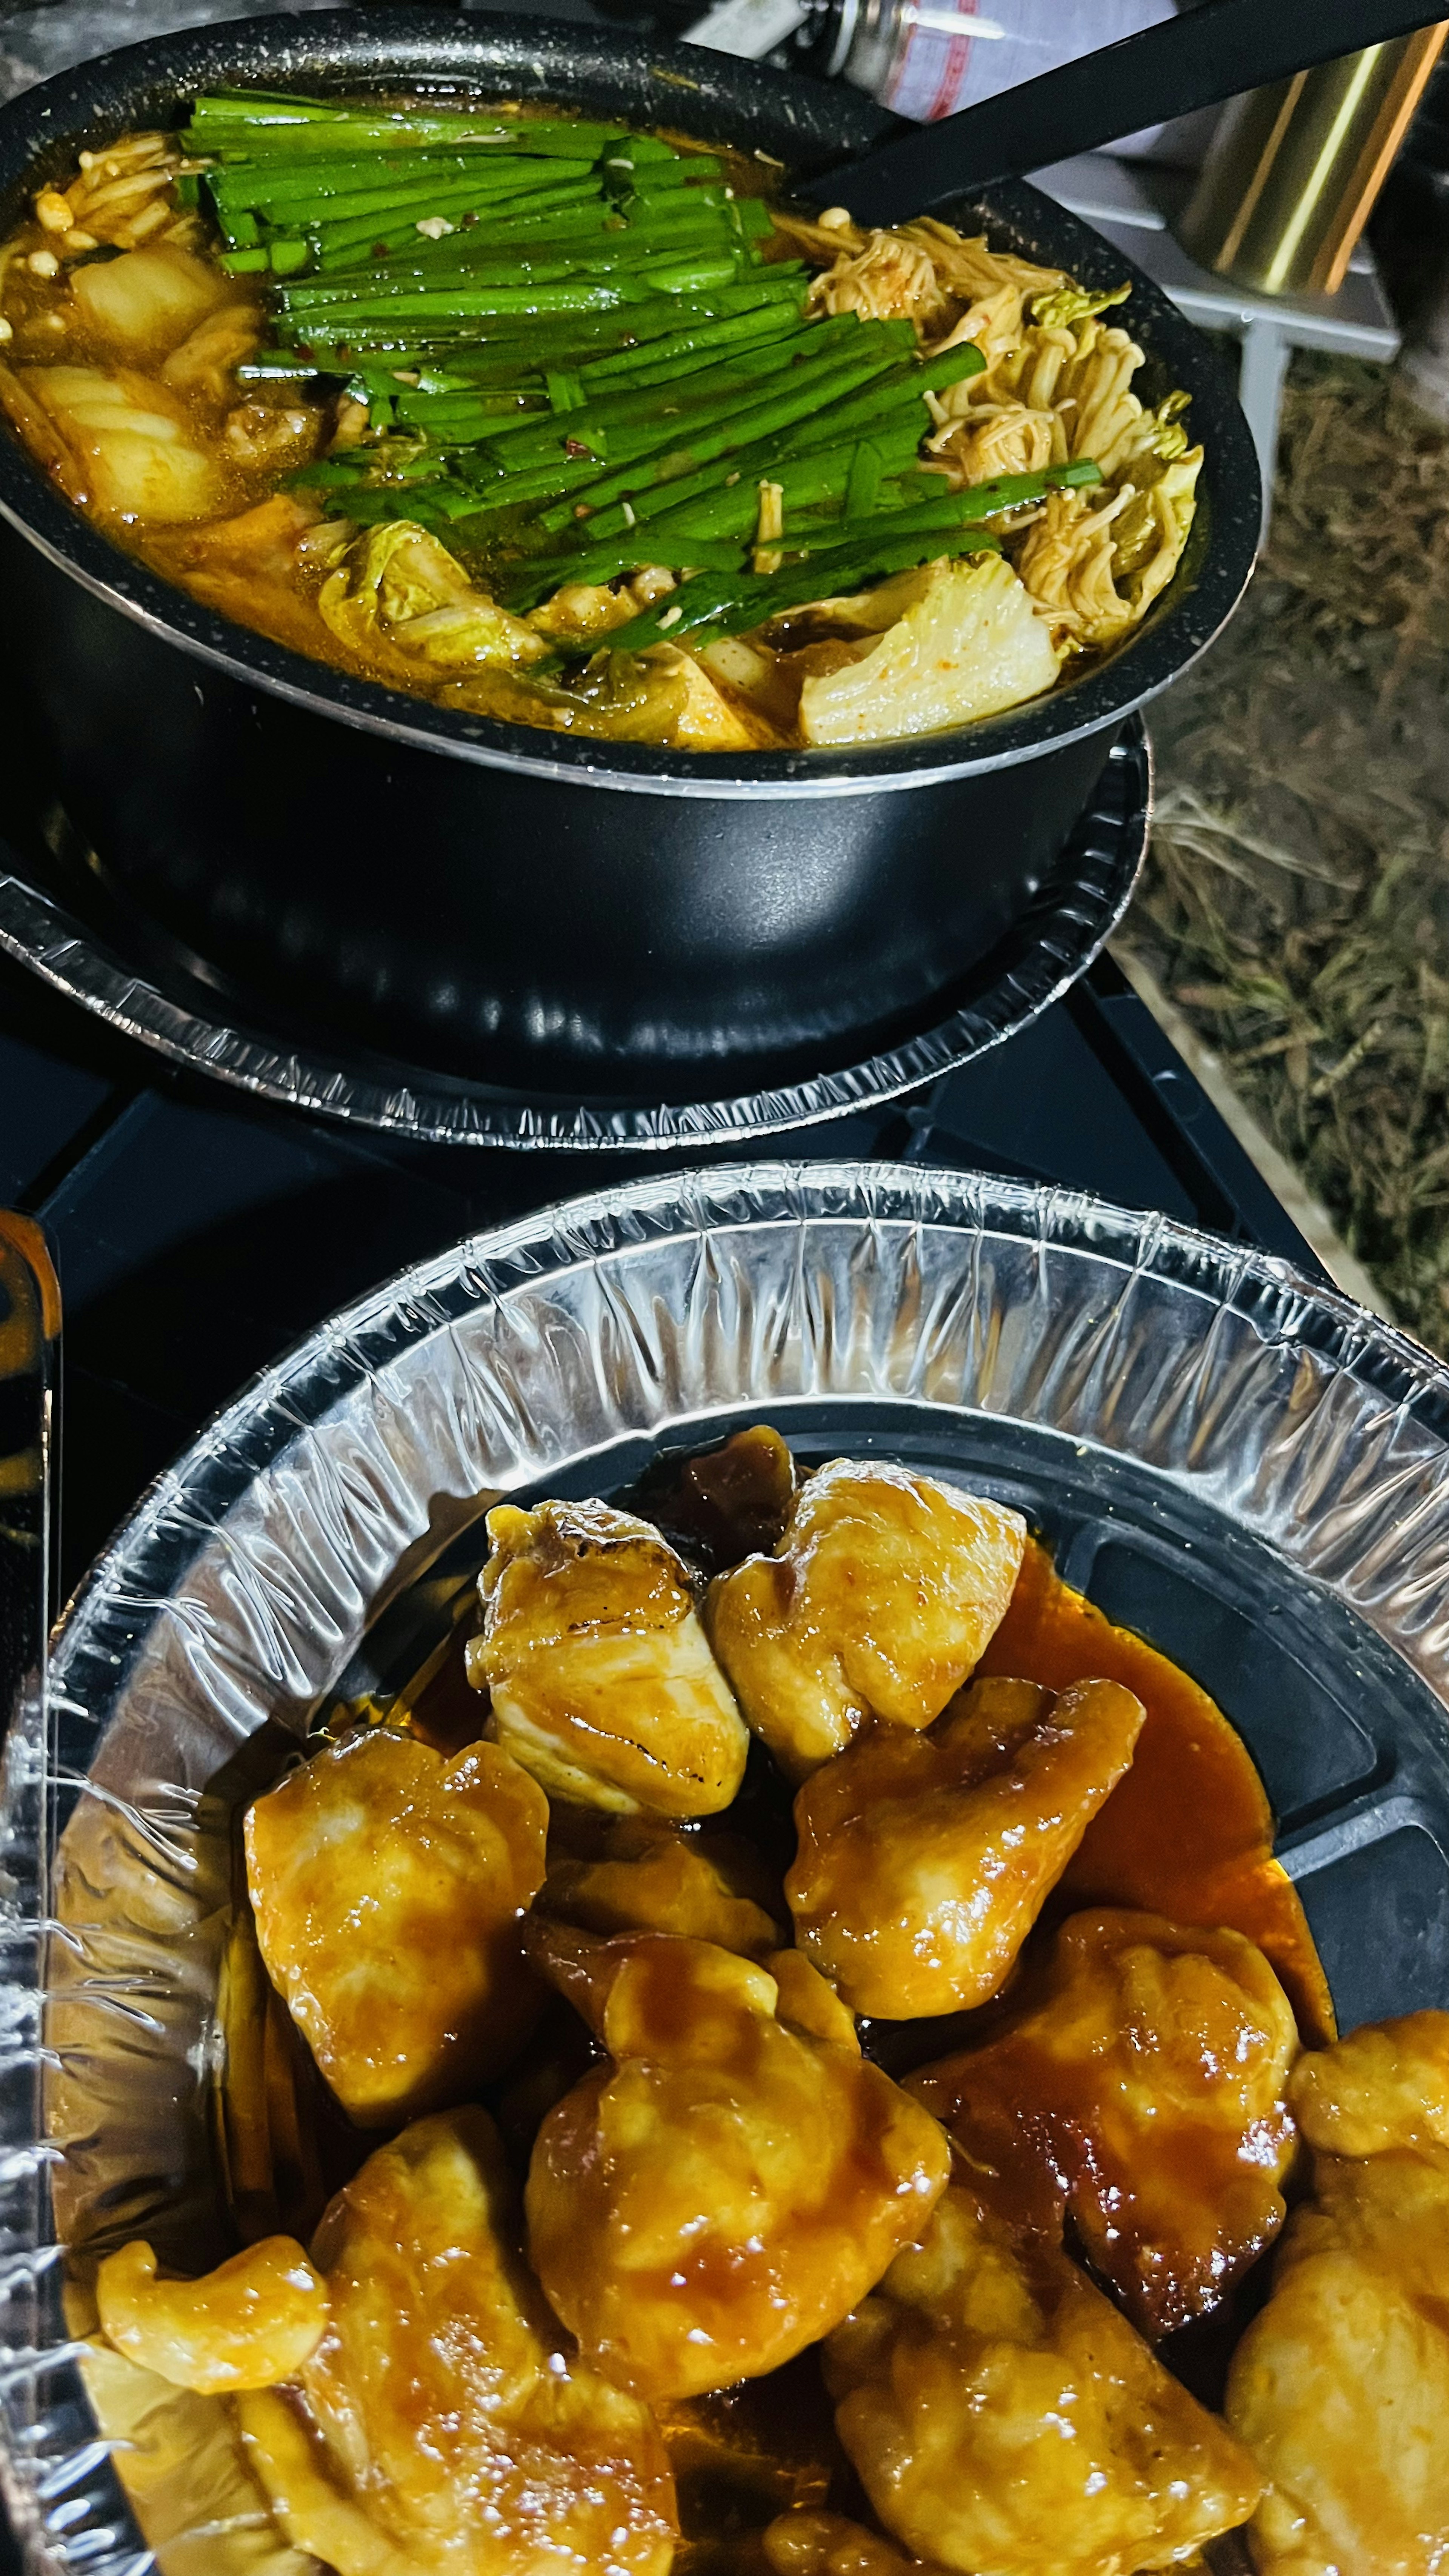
[910, 1909, 1298, 2337]
[761, 2511, 928, 2576]
[524, 1929, 951, 2401]
[469, 1498, 749, 1816]
[541, 1816, 783, 1958]
[245, 1727, 548, 2127]
[705, 1461, 1026, 1779]
[238, 2105, 677, 2576]
[824, 2182, 1261, 2576]
[96, 2235, 326, 2394]
[1226, 2011, 1449, 2576]
[787, 1676, 1144, 2017]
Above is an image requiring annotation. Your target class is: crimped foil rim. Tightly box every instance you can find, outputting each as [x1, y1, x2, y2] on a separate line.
[51, 1157, 1449, 1710]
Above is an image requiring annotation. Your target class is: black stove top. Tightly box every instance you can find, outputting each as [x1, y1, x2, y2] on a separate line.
[0, 943, 1325, 1609]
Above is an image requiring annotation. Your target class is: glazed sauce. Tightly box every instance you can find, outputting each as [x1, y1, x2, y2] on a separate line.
[333, 1520, 1334, 2044]
[226, 1474, 1335, 2548]
[976, 1536, 1335, 2044]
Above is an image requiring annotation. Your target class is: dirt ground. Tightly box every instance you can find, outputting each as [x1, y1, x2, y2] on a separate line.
[1120, 352, 1449, 1353]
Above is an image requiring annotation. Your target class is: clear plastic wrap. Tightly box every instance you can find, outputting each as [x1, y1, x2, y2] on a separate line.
[4, 1158, 1449, 2573]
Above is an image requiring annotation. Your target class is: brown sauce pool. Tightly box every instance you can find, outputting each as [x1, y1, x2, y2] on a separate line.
[977, 1535, 1334, 2044]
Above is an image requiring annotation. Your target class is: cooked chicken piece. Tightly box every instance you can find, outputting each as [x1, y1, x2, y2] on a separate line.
[172, 491, 321, 580]
[149, 494, 338, 664]
[245, 1727, 548, 2127]
[469, 1497, 750, 1816]
[160, 301, 262, 403]
[524, 1929, 951, 2401]
[96, 2235, 326, 2394]
[787, 1675, 1144, 2018]
[825, 2182, 1261, 2576]
[1226, 2011, 1449, 2576]
[705, 1459, 1025, 1778]
[762, 2510, 926, 2576]
[541, 1816, 783, 1957]
[222, 396, 319, 472]
[238, 2105, 677, 2576]
[910, 1908, 1298, 2337]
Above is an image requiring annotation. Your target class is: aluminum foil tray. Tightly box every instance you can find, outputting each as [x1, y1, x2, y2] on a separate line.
[4, 1161, 1449, 2575]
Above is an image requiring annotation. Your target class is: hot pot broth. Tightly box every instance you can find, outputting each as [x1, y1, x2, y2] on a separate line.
[0, 88, 1203, 752]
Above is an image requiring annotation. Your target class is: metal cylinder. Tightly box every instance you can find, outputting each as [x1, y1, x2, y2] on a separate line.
[1177, 22, 1449, 296]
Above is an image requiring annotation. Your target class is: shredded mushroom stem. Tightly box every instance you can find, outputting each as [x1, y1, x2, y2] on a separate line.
[34, 132, 190, 252]
[985, 320, 1081, 416]
[801, 219, 1066, 356]
[805, 229, 949, 337]
[902, 218, 1065, 305]
[1013, 484, 1138, 650]
[926, 400, 1061, 484]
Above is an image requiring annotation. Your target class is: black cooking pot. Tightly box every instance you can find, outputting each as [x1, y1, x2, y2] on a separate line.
[0, 12, 1258, 1094]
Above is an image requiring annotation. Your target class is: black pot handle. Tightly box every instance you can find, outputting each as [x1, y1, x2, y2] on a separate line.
[815, 0, 1449, 223]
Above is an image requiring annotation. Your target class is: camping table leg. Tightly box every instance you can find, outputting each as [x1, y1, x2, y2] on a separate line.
[1237, 317, 1293, 547]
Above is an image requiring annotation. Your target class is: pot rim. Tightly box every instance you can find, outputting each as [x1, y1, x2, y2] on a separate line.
[0, 7, 1261, 801]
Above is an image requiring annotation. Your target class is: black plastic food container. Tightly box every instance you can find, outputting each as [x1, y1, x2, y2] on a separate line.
[0, 12, 1260, 1092]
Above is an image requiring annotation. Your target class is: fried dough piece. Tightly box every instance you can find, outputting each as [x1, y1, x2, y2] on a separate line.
[705, 1461, 1026, 1778]
[825, 2182, 1260, 2576]
[910, 1909, 1298, 2336]
[787, 1676, 1144, 2017]
[1226, 2012, 1449, 2576]
[469, 1498, 749, 1816]
[524, 1929, 951, 2401]
[238, 2105, 677, 2576]
[96, 2235, 326, 2394]
[541, 1816, 783, 1958]
[245, 1728, 548, 2127]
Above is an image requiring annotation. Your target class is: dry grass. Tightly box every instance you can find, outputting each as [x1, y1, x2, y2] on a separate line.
[1120, 352, 1449, 1351]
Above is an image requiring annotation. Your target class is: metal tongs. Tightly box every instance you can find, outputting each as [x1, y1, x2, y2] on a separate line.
[817, 0, 1449, 222]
